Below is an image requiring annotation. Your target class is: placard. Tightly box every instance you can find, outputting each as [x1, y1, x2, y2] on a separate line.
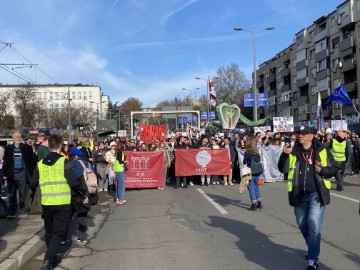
[331, 120, 348, 131]
[254, 126, 272, 137]
[273, 117, 294, 133]
[139, 124, 166, 143]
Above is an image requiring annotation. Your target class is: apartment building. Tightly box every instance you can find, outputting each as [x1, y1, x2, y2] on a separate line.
[257, 0, 360, 127]
[0, 83, 109, 121]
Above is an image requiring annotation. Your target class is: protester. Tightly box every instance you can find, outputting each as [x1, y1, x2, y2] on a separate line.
[198, 136, 211, 186]
[93, 142, 108, 191]
[350, 132, 359, 173]
[113, 141, 128, 205]
[69, 147, 91, 244]
[329, 128, 348, 191]
[222, 137, 235, 185]
[31, 134, 83, 270]
[3, 131, 37, 219]
[278, 126, 338, 270]
[60, 144, 70, 159]
[243, 137, 264, 211]
[210, 138, 221, 185]
[105, 142, 117, 194]
[80, 139, 94, 164]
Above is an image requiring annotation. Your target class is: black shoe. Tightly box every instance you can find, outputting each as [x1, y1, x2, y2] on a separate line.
[40, 259, 54, 270]
[257, 201, 263, 209]
[307, 260, 318, 270]
[77, 231, 87, 244]
[335, 186, 344, 191]
[247, 203, 257, 211]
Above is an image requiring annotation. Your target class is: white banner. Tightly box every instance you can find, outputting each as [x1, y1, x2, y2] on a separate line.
[254, 126, 272, 137]
[331, 120, 348, 131]
[273, 117, 294, 133]
[237, 146, 284, 183]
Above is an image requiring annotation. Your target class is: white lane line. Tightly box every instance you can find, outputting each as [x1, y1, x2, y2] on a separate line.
[330, 192, 359, 203]
[197, 188, 228, 215]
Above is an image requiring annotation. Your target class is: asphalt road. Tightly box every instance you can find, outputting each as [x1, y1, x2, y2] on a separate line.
[23, 176, 360, 270]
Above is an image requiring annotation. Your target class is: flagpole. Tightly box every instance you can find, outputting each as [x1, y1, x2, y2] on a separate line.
[340, 104, 343, 119]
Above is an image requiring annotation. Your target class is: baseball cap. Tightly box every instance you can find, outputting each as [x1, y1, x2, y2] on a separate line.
[110, 142, 117, 147]
[298, 126, 316, 135]
[69, 148, 84, 157]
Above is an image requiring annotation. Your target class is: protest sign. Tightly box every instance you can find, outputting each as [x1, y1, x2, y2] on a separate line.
[254, 126, 272, 137]
[139, 124, 166, 143]
[331, 120, 348, 131]
[273, 117, 294, 133]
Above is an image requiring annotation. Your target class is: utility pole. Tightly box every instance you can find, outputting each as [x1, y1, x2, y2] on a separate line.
[67, 87, 72, 144]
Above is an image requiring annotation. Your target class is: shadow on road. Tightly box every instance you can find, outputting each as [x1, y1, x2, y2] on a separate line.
[206, 193, 250, 210]
[206, 216, 333, 270]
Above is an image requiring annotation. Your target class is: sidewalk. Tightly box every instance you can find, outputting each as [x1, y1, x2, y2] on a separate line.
[0, 191, 115, 270]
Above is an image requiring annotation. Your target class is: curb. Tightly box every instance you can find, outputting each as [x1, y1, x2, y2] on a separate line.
[0, 229, 45, 270]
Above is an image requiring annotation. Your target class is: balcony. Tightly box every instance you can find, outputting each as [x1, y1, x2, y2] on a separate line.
[280, 68, 290, 77]
[268, 89, 276, 96]
[296, 60, 308, 71]
[267, 74, 276, 83]
[342, 105, 356, 115]
[339, 36, 355, 52]
[257, 80, 264, 88]
[281, 84, 291, 93]
[343, 81, 358, 93]
[297, 77, 309, 88]
[316, 70, 330, 81]
[298, 95, 309, 104]
[297, 113, 310, 121]
[315, 49, 329, 62]
[341, 59, 356, 72]
[282, 100, 292, 108]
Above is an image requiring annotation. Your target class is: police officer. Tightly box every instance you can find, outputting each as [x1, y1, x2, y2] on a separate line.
[329, 128, 348, 191]
[31, 135, 84, 270]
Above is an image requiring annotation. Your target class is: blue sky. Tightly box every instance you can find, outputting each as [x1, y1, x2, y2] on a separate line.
[0, 0, 341, 107]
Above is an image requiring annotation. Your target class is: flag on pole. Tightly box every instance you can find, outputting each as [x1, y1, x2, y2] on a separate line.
[325, 84, 352, 106]
[316, 92, 325, 134]
[209, 76, 217, 106]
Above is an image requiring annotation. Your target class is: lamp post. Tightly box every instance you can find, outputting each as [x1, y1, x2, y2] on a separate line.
[195, 77, 210, 122]
[90, 101, 106, 139]
[233, 27, 274, 122]
[181, 87, 200, 103]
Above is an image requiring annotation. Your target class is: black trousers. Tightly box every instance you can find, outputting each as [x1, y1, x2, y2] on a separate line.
[42, 204, 72, 264]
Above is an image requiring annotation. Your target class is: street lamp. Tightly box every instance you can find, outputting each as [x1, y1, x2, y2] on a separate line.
[233, 27, 274, 122]
[182, 87, 200, 101]
[90, 101, 106, 119]
[195, 77, 210, 121]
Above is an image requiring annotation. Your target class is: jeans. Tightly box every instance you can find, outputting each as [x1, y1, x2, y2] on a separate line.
[115, 172, 125, 200]
[7, 171, 28, 216]
[247, 175, 262, 203]
[96, 163, 108, 190]
[294, 192, 325, 261]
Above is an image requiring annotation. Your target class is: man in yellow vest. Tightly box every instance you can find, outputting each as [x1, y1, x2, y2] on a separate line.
[278, 126, 338, 270]
[329, 128, 348, 191]
[31, 135, 84, 270]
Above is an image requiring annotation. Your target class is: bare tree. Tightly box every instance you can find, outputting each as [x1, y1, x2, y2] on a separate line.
[120, 97, 143, 116]
[12, 85, 46, 128]
[0, 92, 13, 131]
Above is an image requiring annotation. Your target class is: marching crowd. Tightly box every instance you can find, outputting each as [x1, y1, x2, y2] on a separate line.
[0, 126, 359, 270]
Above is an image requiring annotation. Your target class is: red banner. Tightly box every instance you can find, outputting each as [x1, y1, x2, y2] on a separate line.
[175, 149, 230, 176]
[139, 124, 166, 144]
[125, 151, 164, 188]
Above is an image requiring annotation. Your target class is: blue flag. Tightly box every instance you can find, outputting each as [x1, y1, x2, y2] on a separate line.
[325, 84, 352, 106]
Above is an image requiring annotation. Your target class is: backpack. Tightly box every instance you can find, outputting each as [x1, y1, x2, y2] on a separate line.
[78, 160, 98, 194]
[250, 155, 264, 175]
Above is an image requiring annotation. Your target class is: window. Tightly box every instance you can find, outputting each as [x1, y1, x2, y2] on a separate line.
[278, 81, 284, 89]
[72, 92, 76, 100]
[268, 96, 276, 106]
[281, 91, 292, 102]
[294, 108, 299, 117]
[332, 37, 340, 48]
[43, 92, 47, 100]
[311, 85, 318, 95]
[78, 92, 81, 99]
[293, 75, 297, 84]
[315, 38, 327, 54]
[298, 104, 310, 114]
[311, 104, 317, 113]
[333, 78, 341, 88]
[293, 92, 298, 100]
[332, 58, 340, 69]
[89, 91, 92, 100]
[311, 67, 316, 77]
[54, 92, 58, 100]
[331, 17, 336, 26]
[297, 68, 307, 80]
[50, 93, 53, 100]
[296, 49, 306, 63]
[317, 78, 329, 92]
[316, 59, 327, 72]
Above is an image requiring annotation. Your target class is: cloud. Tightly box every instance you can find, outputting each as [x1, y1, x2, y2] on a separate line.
[158, 0, 200, 25]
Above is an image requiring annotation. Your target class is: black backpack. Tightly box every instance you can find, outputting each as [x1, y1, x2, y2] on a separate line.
[250, 155, 264, 175]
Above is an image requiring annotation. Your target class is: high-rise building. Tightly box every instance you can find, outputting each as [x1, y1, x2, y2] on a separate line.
[257, 0, 360, 129]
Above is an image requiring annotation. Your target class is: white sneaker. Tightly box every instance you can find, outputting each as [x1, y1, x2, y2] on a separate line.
[229, 182, 234, 186]
[189, 181, 194, 186]
[104, 188, 108, 192]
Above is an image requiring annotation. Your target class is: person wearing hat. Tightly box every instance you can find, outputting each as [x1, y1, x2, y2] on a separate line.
[68, 147, 92, 244]
[278, 126, 338, 270]
[328, 127, 348, 191]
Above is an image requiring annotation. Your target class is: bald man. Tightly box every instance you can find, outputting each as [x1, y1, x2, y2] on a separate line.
[3, 131, 37, 218]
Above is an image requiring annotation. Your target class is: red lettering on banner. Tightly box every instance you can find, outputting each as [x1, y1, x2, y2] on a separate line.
[175, 149, 230, 176]
[125, 152, 164, 188]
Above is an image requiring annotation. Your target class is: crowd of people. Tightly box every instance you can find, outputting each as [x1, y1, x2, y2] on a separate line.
[0, 126, 359, 270]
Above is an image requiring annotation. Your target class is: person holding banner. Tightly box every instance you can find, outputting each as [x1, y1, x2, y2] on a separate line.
[197, 136, 211, 186]
[329, 128, 348, 191]
[222, 137, 235, 185]
[243, 137, 264, 211]
[278, 126, 338, 270]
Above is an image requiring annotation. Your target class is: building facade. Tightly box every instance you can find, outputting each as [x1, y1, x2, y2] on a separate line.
[257, 0, 360, 128]
[0, 83, 109, 126]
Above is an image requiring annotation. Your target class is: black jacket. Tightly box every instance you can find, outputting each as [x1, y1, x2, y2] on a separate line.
[3, 143, 37, 183]
[278, 138, 338, 206]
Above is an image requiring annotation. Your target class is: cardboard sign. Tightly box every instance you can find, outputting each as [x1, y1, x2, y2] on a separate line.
[254, 126, 272, 137]
[273, 117, 294, 133]
[331, 120, 348, 131]
[139, 124, 166, 143]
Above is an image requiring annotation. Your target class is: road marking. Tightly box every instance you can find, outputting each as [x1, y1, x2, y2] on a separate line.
[330, 192, 359, 203]
[197, 188, 228, 215]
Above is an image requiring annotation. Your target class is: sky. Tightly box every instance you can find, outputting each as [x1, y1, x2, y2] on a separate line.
[0, 0, 343, 107]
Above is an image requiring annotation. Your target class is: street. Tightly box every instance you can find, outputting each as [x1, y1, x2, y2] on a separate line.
[23, 176, 360, 270]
